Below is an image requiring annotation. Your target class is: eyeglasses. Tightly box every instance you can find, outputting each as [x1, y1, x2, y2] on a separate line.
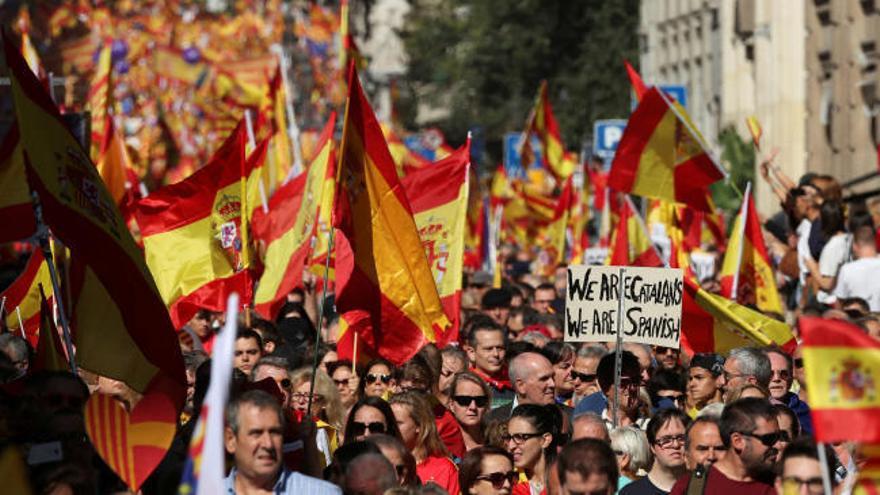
[737, 431, 783, 447]
[654, 434, 686, 448]
[452, 395, 489, 408]
[781, 476, 824, 495]
[502, 432, 543, 445]
[571, 371, 597, 382]
[292, 392, 324, 403]
[351, 421, 386, 436]
[475, 471, 518, 489]
[722, 370, 747, 381]
[366, 373, 392, 385]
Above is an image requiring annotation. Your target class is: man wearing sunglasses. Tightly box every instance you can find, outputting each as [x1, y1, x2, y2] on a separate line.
[670, 398, 781, 495]
[766, 347, 813, 435]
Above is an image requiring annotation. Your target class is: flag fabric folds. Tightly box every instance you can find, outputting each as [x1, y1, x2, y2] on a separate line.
[333, 65, 450, 366]
[0, 249, 51, 346]
[542, 177, 573, 268]
[719, 183, 783, 314]
[681, 278, 796, 356]
[800, 317, 880, 443]
[135, 122, 252, 328]
[522, 81, 576, 182]
[624, 60, 647, 101]
[89, 41, 112, 161]
[31, 284, 69, 372]
[0, 125, 35, 242]
[608, 195, 663, 268]
[609, 87, 725, 212]
[745, 116, 762, 150]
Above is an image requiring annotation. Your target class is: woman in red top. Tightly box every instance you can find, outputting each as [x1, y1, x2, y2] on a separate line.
[505, 404, 562, 495]
[390, 391, 461, 495]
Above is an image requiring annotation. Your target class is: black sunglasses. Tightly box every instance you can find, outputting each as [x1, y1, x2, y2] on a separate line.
[351, 421, 386, 436]
[738, 431, 783, 447]
[571, 371, 597, 382]
[366, 373, 392, 384]
[452, 395, 489, 408]
[475, 471, 518, 489]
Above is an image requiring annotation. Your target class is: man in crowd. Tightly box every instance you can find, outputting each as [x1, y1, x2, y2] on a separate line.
[487, 351, 556, 421]
[774, 437, 835, 495]
[0, 333, 29, 381]
[684, 417, 727, 471]
[595, 351, 647, 429]
[464, 315, 514, 408]
[653, 346, 682, 372]
[224, 390, 339, 494]
[834, 225, 880, 311]
[572, 411, 610, 442]
[622, 409, 690, 494]
[558, 438, 619, 495]
[765, 347, 813, 435]
[685, 354, 724, 417]
[572, 345, 605, 405]
[481, 287, 512, 328]
[234, 329, 264, 377]
[252, 356, 294, 410]
[531, 283, 558, 314]
[719, 347, 772, 402]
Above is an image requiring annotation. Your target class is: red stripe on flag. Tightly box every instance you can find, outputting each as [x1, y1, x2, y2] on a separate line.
[607, 88, 669, 194]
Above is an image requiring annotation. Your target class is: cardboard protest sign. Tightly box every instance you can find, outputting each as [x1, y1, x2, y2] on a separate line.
[565, 265, 683, 348]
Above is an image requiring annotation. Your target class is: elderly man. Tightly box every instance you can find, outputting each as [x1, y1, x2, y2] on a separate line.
[572, 411, 610, 442]
[670, 398, 782, 494]
[224, 390, 339, 494]
[486, 351, 556, 421]
[765, 347, 813, 435]
[684, 417, 726, 471]
[572, 345, 605, 405]
[718, 347, 772, 402]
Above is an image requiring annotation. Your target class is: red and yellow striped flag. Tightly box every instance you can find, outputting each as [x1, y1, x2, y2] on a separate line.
[402, 140, 471, 346]
[31, 284, 68, 372]
[522, 81, 576, 182]
[135, 122, 252, 328]
[0, 249, 51, 346]
[333, 65, 449, 365]
[265, 65, 293, 188]
[542, 176, 574, 268]
[608, 195, 664, 268]
[254, 113, 336, 319]
[745, 116, 762, 151]
[609, 87, 726, 212]
[855, 444, 880, 494]
[719, 183, 783, 314]
[624, 60, 648, 101]
[800, 317, 880, 443]
[88, 41, 112, 161]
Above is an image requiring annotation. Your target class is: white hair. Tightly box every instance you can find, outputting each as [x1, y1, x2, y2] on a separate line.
[610, 426, 652, 474]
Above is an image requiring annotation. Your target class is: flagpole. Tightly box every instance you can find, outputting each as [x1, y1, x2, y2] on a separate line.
[655, 89, 728, 181]
[817, 442, 834, 495]
[729, 182, 751, 301]
[612, 266, 627, 428]
[15, 306, 25, 339]
[0, 296, 5, 329]
[30, 191, 76, 374]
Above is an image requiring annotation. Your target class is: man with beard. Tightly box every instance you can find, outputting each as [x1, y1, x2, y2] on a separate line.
[621, 409, 690, 494]
[670, 398, 781, 495]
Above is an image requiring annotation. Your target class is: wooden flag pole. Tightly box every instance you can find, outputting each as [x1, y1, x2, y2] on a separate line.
[306, 226, 335, 418]
[31, 190, 77, 374]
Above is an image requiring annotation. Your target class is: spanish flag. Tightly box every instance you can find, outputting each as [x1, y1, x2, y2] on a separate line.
[719, 183, 783, 314]
[800, 317, 880, 443]
[745, 116, 762, 151]
[88, 40, 112, 161]
[608, 195, 663, 268]
[5, 31, 185, 490]
[681, 278, 795, 356]
[624, 60, 648, 101]
[136, 122, 252, 328]
[402, 139, 471, 345]
[31, 284, 69, 372]
[542, 177, 574, 269]
[265, 65, 293, 189]
[522, 81, 576, 182]
[333, 65, 450, 365]
[0, 249, 51, 346]
[254, 113, 336, 319]
[609, 86, 726, 212]
[0, 125, 35, 242]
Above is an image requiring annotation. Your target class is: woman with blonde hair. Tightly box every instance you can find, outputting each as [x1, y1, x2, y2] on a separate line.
[290, 366, 344, 466]
[610, 426, 652, 492]
[389, 391, 460, 495]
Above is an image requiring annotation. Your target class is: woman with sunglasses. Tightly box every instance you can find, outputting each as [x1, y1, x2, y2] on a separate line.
[289, 367, 344, 467]
[326, 360, 358, 415]
[448, 371, 492, 452]
[358, 358, 396, 399]
[460, 446, 517, 495]
[505, 404, 562, 495]
[343, 396, 401, 444]
[390, 391, 460, 495]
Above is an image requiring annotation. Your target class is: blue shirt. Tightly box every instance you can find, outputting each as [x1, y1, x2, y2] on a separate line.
[224, 467, 341, 495]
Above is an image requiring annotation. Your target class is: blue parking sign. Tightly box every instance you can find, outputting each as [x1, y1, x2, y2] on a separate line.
[503, 132, 542, 178]
[592, 120, 627, 160]
[659, 84, 687, 108]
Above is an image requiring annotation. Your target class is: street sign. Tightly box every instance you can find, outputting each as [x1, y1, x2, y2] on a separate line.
[659, 84, 687, 108]
[503, 132, 542, 178]
[592, 120, 627, 160]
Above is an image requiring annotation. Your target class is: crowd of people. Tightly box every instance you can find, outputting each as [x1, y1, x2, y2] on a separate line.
[1, 165, 880, 495]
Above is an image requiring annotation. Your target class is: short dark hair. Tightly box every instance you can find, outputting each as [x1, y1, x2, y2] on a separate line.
[772, 404, 801, 439]
[326, 359, 353, 378]
[780, 437, 838, 486]
[558, 439, 618, 491]
[226, 389, 284, 435]
[459, 446, 513, 492]
[646, 408, 691, 446]
[648, 369, 686, 398]
[719, 397, 776, 447]
[597, 350, 641, 393]
[343, 396, 401, 444]
[236, 328, 263, 349]
[539, 341, 575, 366]
[466, 315, 505, 348]
[510, 404, 563, 460]
[765, 346, 793, 372]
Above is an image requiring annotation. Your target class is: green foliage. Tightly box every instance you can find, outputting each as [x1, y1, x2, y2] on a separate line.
[399, 0, 639, 169]
[711, 126, 755, 213]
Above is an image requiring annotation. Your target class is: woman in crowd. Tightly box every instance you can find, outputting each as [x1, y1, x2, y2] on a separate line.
[343, 396, 401, 444]
[358, 357, 396, 399]
[290, 367, 344, 466]
[610, 426, 652, 493]
[540, 341, 576, 406]
[459, 446, 517, 495]
[390, 391, 460, 494]
[807, 199, 851, 304]
[326, 360, 358, 415]
[684, 354, 724, 417]
[448, 371, 492, 452]
[727, 383, 770, 402]
[365, 434, 421, 487]
[505, 404, 562, 495]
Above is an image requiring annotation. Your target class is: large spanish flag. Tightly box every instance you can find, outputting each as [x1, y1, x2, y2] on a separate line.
[608, 195, 663, 268]
[0, 125, 35, 242]
[0, 249, 51, 346]
[5, 31, 185, 490]
[333, 65, 450, 365]
[800, 317, 880, 443]
[719, 183, 783, 314]
[522, 80, 576, 182]
[254, 113, 336, 319]
[681, 278, 795, 356]
[609, 87, 725, 212]
[136, 122, 252, 328]
[402, 140, 471, 346]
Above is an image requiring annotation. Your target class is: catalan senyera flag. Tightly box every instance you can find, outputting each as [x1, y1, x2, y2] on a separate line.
[333, 65, 450, 365]
[609, 86, 725, 212]
[745, 116, 762, 150]
[608, 195, 664, 268]
[800, 317, 880, 443]
[624, 60, 648, 101]
[681, 278, 795, 356]
[136, 122, 252, 329]
[854, 444, 880, 495]
[5, 31, 185, 491]
[0, 124, 35, 243]
[88, 41, 112, 161]
[254, 113, 336, 319]
[522, 81, 576, 182]
[31, 284, 69, 372]
[719, 183, 783, 314]
[402, 139, 471, 346]
[0, 249, 51, 346]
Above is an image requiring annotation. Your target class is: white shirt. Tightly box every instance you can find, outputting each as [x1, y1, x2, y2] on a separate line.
[834, 256, 880, 311]
[817, 233, 852, 304]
